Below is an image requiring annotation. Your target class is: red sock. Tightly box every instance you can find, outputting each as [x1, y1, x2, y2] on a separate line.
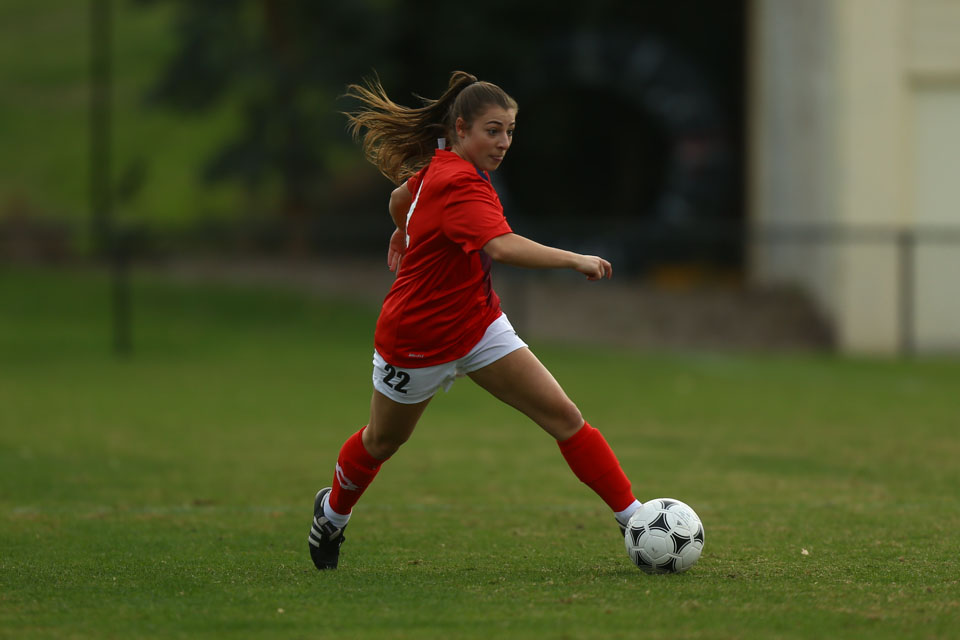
[558, 422, 635, 512]
[328, 427, 386, 515]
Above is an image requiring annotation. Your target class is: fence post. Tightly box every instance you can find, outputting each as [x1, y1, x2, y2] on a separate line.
[897, 229, 915, 356]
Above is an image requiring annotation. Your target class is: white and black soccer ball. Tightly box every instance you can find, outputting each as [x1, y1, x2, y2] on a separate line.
[624, 498, 704, 574]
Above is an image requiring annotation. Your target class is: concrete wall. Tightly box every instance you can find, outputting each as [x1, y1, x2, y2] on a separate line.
[906, 0, 960, 351]
[750, 0, 960, 354]
[749, 0, 840, 322]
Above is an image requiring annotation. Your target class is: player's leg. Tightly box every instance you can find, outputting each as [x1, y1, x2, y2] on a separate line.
[468, 347, 641, 526]
[332, 390, 431, 515]
[330, 390, 431, 518]
[310, 391, 430, 570]
[364, 388, 432, 458]
[467, 346, 582, 439]
[329, 351, 444, 517]
[311, 350, 443, 571]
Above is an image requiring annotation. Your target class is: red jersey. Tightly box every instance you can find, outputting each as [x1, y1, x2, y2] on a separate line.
[374, 149, 512, 368]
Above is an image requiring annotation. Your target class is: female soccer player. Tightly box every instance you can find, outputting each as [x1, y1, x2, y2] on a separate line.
[309, 71, 642, 569]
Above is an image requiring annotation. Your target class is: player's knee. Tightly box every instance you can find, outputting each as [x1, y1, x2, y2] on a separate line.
[550, 400, 584, 440]
[363, 428, 411, 460]
[564, 402, 585, 432]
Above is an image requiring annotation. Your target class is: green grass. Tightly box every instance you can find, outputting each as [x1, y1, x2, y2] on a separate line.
[2, 268, 959, 639]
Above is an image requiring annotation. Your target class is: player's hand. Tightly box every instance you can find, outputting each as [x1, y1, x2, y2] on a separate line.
[575, 255, 613, 281]
[387, 228, 406, 273]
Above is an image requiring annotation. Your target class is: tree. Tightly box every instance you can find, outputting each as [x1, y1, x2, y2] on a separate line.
[135, 0, 406, 251]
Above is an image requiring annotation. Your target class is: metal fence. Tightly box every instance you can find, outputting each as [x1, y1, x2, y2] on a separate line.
[65, 219, 960, 356]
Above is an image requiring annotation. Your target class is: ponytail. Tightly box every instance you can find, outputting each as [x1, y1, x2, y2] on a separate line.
[344, 70, 517, 185]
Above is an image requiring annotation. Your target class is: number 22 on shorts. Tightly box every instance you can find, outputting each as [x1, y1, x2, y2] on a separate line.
[382, 364, 410, 394]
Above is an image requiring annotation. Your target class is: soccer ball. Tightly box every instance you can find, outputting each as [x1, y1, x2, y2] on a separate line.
[624, 498, 704, 574]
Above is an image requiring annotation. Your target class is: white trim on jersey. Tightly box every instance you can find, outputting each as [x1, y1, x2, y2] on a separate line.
[404, 173, 427, 249]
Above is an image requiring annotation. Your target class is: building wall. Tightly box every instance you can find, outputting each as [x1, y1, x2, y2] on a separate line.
[748, 0, 839, 322]
[906, 0, 960, 351]
[750, 0, 960, 353]
[911, 87, 960, 350]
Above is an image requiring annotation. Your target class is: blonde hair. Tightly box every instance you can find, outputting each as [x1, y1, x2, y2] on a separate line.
[344, 70, 518, 184]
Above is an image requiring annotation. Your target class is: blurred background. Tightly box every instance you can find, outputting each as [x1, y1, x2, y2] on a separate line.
[2, 0, 959, 355]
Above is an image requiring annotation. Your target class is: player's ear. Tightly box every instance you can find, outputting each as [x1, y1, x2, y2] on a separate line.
[455, 116, 467, 138]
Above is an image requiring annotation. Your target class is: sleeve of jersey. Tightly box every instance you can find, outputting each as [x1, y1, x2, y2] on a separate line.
[405, 167, 424, 194]
[442, 175, 512, 253]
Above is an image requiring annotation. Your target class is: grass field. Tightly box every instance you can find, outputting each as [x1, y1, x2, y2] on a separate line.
[1, 267, 959, 639]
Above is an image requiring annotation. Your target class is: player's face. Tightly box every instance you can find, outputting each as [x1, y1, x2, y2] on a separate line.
[454, 105, 516, 172]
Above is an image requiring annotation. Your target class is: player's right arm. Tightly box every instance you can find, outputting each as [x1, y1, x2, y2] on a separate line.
[389, 184, 412, 229]
[387, 184, 413, 273]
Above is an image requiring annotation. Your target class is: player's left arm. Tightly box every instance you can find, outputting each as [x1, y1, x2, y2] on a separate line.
[483, 232, 613, 281]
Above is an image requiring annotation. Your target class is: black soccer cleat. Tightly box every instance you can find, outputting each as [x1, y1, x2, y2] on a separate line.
[308, 487, 347, 570]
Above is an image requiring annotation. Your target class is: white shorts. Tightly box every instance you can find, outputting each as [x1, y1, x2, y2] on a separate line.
[372, 313, 528, 404]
